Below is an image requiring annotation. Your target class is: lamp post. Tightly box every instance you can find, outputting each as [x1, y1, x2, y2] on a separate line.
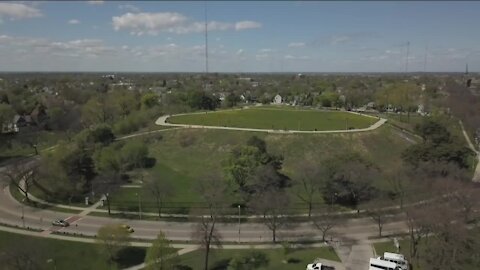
[21, 198, 25, 228]
[47, 258, 57, 270]
[136, 192, 142, 219]
[238, 204, 241, 243]
[330, 193, 337, 211]
[105, 193, 110, 215]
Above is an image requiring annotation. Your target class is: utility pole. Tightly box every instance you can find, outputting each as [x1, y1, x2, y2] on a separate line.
[238, 205, 241, 243]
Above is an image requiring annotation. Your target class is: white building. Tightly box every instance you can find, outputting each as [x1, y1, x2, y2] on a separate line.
[273, 94, 282, 104]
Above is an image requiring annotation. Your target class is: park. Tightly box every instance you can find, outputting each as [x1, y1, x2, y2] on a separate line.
[165, 106, 379, 132]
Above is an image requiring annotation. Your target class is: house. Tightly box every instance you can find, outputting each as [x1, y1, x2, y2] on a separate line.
[273, 94, 282, 105]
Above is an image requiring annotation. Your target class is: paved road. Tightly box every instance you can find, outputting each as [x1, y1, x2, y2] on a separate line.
[155, 109, 387, 134]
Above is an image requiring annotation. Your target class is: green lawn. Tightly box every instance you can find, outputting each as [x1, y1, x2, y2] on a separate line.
[104, 124, 416, 215]
[177, 247, 340, 270]
[0, 231, 145, 270]
[168, 107, 377, 131]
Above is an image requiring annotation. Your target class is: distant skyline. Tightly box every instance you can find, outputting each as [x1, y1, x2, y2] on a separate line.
[0, 1, 479, 72]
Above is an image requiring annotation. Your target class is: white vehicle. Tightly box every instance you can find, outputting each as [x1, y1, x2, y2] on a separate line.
[369, 258, 401, 270]
[306, 263, 335, 270]
[378, 252, 409, 270]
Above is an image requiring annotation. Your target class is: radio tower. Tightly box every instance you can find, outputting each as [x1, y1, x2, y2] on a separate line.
[405, 41, 410, 73]
[204, 1, 209, 91]
[423, 45, 428, 73]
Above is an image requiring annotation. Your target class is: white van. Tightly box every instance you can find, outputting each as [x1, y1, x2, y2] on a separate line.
[379, 252, 409, 270]
[369, 258, 401, 270]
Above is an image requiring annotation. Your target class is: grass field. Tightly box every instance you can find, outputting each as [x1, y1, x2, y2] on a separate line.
[168, 107, 378, 131]
[0, 231, 145, 270]
[177, 247, 340, 270]
[104, 124, 418, 214]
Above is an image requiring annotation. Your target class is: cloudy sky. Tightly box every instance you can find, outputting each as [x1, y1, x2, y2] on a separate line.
[0, 1, 479, 72]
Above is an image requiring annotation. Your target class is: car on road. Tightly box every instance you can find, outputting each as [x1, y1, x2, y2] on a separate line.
[306, 263, 334, 270]
[52, 219, 69, 227]
[121, 224, 134, 233]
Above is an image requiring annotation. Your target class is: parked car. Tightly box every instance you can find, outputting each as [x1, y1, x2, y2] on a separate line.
[306, 263, 334, 270]
[52, 219, 69, 227]
[121, 224, 134, 233]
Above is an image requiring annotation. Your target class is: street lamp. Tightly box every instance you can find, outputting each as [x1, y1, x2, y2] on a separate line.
[136, 192, 142, 219]
[21, 198, 25, 228]
[47, 258, 57, 270]
[238, 204, 241, 243]
[330, 193, 337, 211]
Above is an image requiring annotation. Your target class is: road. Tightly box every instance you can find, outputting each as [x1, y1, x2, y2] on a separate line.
[0, 174, 408, 270]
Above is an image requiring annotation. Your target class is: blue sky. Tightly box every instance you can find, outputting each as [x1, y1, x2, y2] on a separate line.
[0, 1, 479, 72]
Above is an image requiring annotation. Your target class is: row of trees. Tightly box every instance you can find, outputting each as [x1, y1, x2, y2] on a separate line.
[35, 125, 151, 202]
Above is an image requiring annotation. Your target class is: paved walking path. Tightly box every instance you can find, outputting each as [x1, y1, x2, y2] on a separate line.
[155, 108, 387, 134]
[459, 121, 480, 182]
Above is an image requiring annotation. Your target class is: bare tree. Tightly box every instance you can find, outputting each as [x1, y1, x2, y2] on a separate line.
[250, 190, 291, 243]
[293, 160, 325, 217]
[310, 208, 340, 242]
[449, 183, 480, 223]
[387, 167, 410, 210]
[144, 178, 174, 218]
[362, 199, 393, 237]
[0, 161, 38, 202]
[404, 206, 432, 264]
[191, 173, 226, 270]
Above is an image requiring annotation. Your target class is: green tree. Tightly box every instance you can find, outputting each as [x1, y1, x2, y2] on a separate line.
[96, 224, 131, 267]
[0, 103, 15, 131]
[81, 95, 116, 126]
[93, 144, 123, 177]
[402, 120, 472, 168]
[145, 232, 178, 270]
[224, 93, 240, 108]
[322, 152, 379, 206]
[141, 92, 160, 109]
[121, 140, 149, 169]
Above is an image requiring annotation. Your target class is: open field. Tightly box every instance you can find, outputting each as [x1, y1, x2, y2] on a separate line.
[168, 107, 378, 131]
[103, 124, 419, 214]
[177, 247, 340, 270]
[0, 230, 146, 270]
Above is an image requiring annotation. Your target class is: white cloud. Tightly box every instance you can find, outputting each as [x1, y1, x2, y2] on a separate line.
[112, 12, 261, 35]
[234, 21, 262, 30]
[0, 35, 116, 58]
[330, 35, 350, 45]
[236, 49, 244, 56]
[0, 3, 42, 20]
[284, 54, 309, 60]
[259, 48, 272, 53]
[255, 53, 269, 61]
[68, 19, 80, 25]
[118, 4, 140, 13]
[87, 1, 104, 5]
[288, 42, 305, 48]
[385, 49, 400, 55]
